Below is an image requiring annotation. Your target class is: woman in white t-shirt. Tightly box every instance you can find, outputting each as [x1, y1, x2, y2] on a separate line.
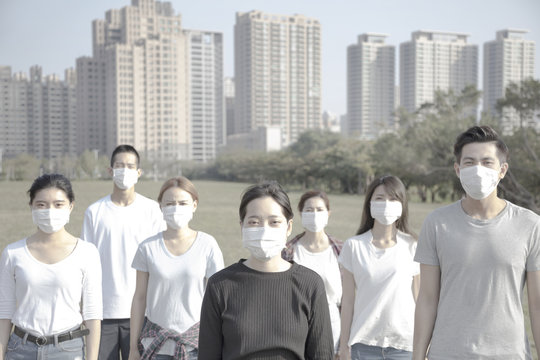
[339, 175, 420, 360]
[282, 190, 343, 354]
[128, 176, 224, 360]
[0, 174, 102, 360]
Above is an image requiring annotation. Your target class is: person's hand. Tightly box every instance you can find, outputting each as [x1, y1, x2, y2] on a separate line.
[338, 345, 350, 360]
[127, 349, 141, 360]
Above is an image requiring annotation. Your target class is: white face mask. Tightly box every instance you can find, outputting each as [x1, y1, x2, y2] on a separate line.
[32, 208, 70, 234]
[370, 200, 403, 226]
[301, 211, 328, 233]
[242, 226, 287, 261]
[113, 168, 139, 190]
[459, 165, 500, 200]
[162, 205, 193, 230]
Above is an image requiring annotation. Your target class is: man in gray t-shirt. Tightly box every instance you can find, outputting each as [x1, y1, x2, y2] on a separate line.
[413, 125, 540, 360]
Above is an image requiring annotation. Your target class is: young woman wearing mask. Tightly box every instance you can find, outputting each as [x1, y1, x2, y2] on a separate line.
[128, 176, 224, 360]
[198, 181, 334, 359]
[0, 174, 102, 360]
[339, 175, 419, 360]
[282, 190, 343, 355]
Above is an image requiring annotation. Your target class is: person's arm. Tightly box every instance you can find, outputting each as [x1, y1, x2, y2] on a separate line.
[84, 319, 100, 360]
[412, 274, 421, 302]
[338, 268, 354, 360]
[527, 270, 540, 359]
[128, 271, 149, 360]
[198, 281, 223, 360]
[412, 264, 440, 360]
[0, 319, 12, 360]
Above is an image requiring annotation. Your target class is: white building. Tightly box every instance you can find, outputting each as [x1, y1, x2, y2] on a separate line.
[224, 77, 235, 137]
[0, 66, 77, 159]
[234, 10, 322, 148]
[400, 30, 478, 114]
[77, 0, 223, 162]
[347, 33, 395, 139]
[483, 29, 536, 133]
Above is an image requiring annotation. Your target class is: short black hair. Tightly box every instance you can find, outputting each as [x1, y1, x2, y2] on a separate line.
[239, 181, 293, 222]
[110, 144, 140, 167]
[454, 125, 509, 163]
[28, 174, 74, 205]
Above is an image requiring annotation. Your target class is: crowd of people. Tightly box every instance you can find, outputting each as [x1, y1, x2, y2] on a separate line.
[0, 125, 539, 360]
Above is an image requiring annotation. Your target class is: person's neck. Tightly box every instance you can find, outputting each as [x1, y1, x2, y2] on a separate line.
[30, 228, 70, 244]
[162, 226, 195, 241]
[300, 230, 329, 250]
[111, 186, 136, 206]
[371, 222, 397, 248]
[461, 191, 506, 220]
[244, 255, 291, 273]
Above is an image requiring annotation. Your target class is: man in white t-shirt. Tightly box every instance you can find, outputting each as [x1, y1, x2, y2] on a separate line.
[413, 126, 540, 359]
[81, 145, 165, 360]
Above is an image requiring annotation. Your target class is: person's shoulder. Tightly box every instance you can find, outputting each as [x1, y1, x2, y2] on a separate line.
[344, 231, 371, 246]
[505, 201, 540, 223]
[197, 231, 217, 243]
[134, 193, 159, 205]
[75, 239, 101, 259]
[139, 233, 162, 247]
[397, 231, 416, 244]
[207, 262, 244, 284]
[3, 238, 27, 253]
[86, 195, 111, 211]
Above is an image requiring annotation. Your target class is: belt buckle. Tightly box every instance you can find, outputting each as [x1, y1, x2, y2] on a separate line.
[35, 335, 48, 346]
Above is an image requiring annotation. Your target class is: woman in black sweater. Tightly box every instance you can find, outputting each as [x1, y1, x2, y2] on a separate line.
[198, 181, 334, 360]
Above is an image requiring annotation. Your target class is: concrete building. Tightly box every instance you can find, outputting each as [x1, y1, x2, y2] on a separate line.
[347, 33, 395, 139]
[483, 29, 536, 133]
[400, 30, 478, 114]
[234, 10, 322, 148]
[224, 77, 235, 136]
[77, 0, 223, 162]
[0, 66, 77, 160]
[184, 29, 224, 162]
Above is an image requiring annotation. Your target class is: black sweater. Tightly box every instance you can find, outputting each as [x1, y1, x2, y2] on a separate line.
[198, 260, 334, 360]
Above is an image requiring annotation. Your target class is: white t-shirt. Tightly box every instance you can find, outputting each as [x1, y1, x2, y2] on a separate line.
[293, 244, 342, 352]
[132, 231, 224, 354]
[0, 238, 102, 336]
[339, 230, 419, 351]
[81, 193, 165, 319]
[415, 201, 540, 359]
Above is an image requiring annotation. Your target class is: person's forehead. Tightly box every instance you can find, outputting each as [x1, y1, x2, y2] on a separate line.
[372, 184, 388, 195]
[34, 188, 68, 201]
[246, 196, 285, 217]
[461, 142, 498, 159]
[162, 187, 192, 200]
[304, 197, 325, 206]
[114, 152, 138, 163]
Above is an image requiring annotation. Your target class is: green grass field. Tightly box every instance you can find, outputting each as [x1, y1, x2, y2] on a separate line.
[0, 179, 536, 357]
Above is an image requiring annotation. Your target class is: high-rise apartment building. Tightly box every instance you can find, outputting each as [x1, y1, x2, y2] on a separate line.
[400, 30, 478, 114]
[224, 77, 235, 136]
[184, 29, 224, 162]
[0, 66, 77, 159]
[347, 33, 395, 139]
[77, 0, 223, 162]
[234, 10, 322, 147]
[483, 29, 536, 133]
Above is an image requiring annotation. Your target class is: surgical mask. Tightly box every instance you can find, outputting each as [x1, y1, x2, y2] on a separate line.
[113, 168, 139, 190]
[32, 208, 70, 234]
[162, 205, 193, 230]
[370, 201, 403, 226]
[301, 211, 329, 233]
[459, 165, 500, 200]
[242, 226, 287, 261]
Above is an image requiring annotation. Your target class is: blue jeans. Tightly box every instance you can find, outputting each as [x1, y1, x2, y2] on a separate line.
[351, 343, 412, 360]
[153, 349, 198, 360]
[5, 332, 84, 360]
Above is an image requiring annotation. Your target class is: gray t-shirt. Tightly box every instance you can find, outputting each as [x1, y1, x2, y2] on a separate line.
[415, 200, 540, 359]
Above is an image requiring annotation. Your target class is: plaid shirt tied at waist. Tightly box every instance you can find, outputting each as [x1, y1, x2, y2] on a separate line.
[138, 318, 199, 360]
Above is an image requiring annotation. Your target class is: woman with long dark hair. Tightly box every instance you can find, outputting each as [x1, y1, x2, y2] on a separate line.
[339, 175, 419, 360]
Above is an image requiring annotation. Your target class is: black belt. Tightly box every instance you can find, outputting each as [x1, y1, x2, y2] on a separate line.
[14, 326, 89, 346]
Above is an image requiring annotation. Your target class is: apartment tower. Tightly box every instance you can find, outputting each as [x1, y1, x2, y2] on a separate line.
[347, 33, 395, 139]
[234, 10, 322, 147]
[400, 30, 478, 114]
[483, 29, 536, 132]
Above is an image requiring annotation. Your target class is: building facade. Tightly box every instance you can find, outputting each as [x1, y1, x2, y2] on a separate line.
[483, 29, 536, 133]
[234, 10, 322, 148]
[347, 33, 395, 139]
[400, 30, 478, 114]
[0, 66, 77, 160]
[77, 0, 223, 162]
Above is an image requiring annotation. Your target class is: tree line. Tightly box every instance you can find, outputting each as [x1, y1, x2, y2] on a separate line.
[2, 79, 539, 213]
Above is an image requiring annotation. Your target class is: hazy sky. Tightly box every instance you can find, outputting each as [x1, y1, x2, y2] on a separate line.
[1, 0, 539, 114]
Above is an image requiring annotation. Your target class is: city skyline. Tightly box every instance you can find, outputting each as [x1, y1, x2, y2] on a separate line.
[1, 0, 539, 115]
